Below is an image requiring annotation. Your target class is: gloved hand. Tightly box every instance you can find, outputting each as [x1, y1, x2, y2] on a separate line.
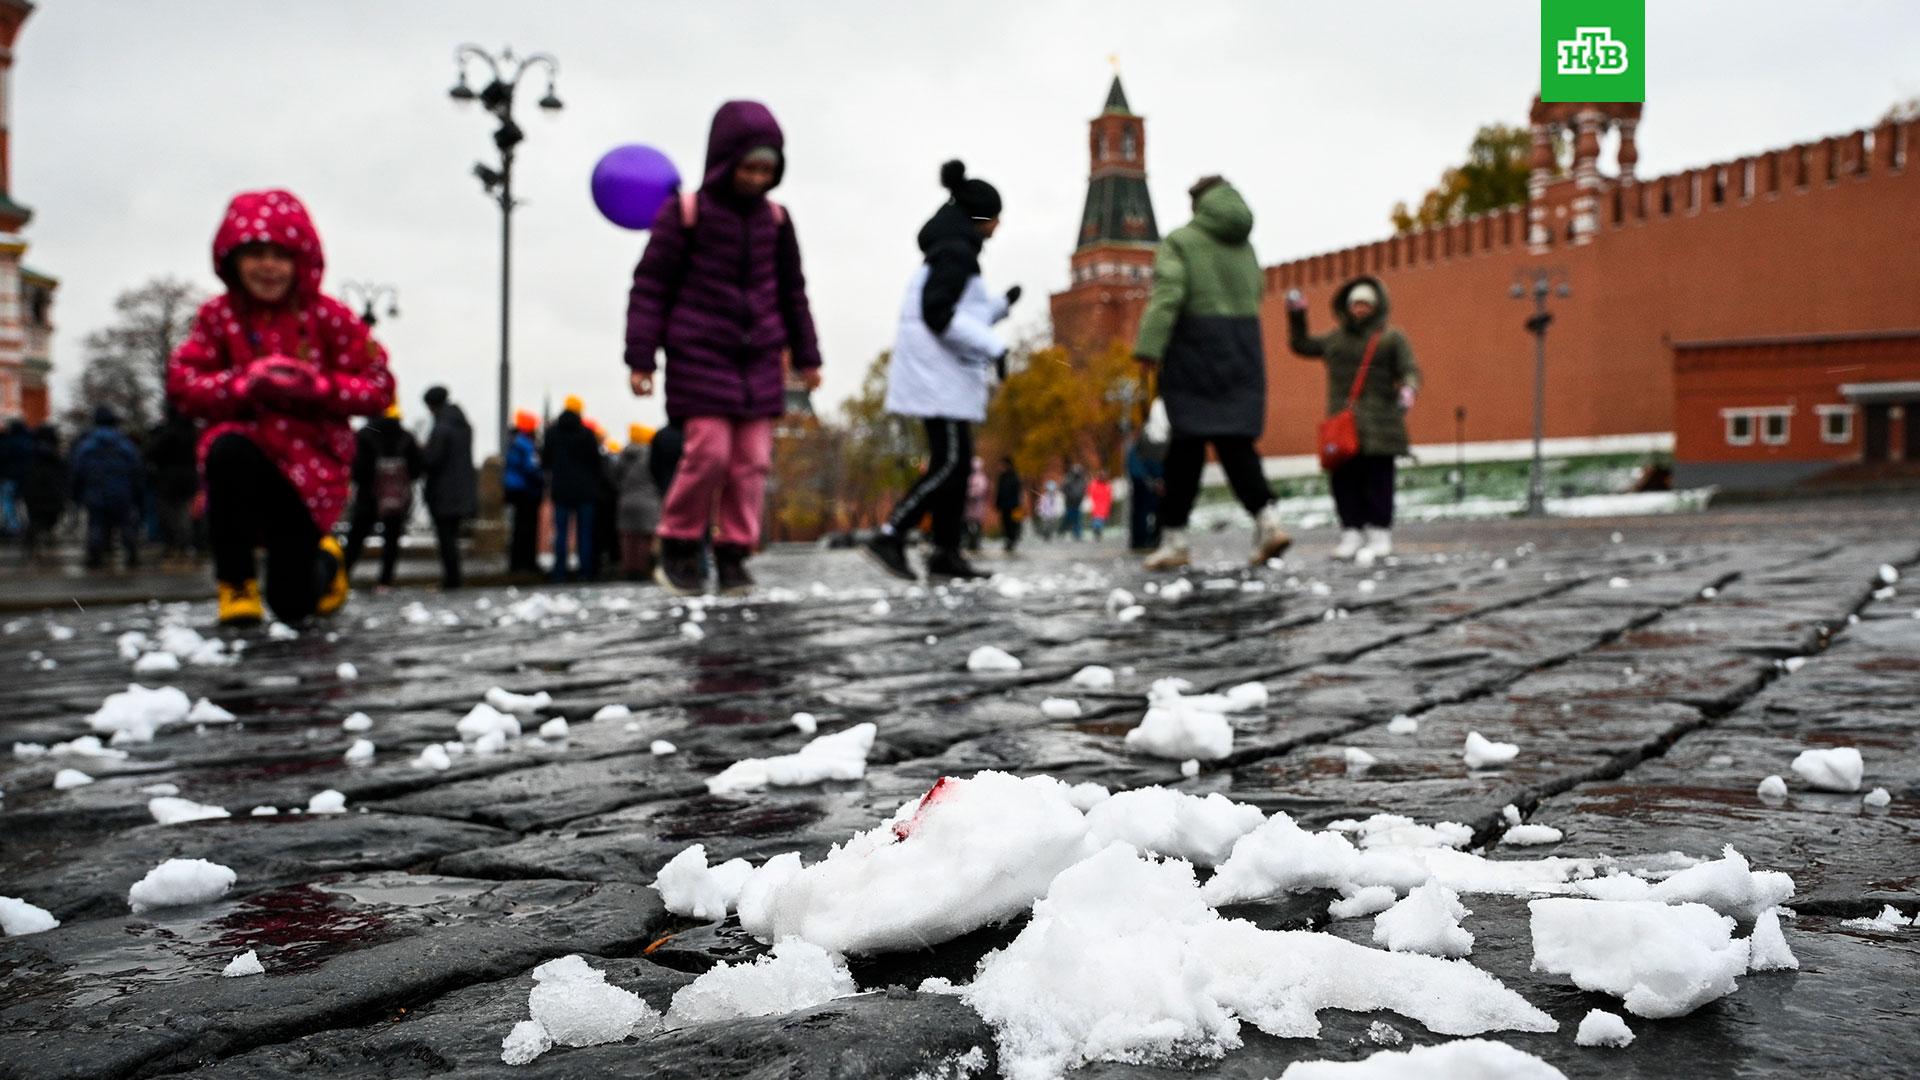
[243, 356, 326, 409]
[1398, 385, 1417, 412]
[1285, 288, 1307, 313]
[1005, 285, 1023, 307]
[994, 352, 1009, 382]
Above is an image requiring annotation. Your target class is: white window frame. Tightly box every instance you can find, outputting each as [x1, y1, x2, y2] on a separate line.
[1816, 404, 1854, 444]
[1760, 408, 1791, 446]
[1721, 410, 1755, 446]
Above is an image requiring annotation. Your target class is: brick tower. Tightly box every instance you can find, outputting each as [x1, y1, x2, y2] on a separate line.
[1049, 75, 1159, 358]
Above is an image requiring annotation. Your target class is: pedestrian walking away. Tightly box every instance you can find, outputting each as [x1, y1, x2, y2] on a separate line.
[1287, 275, 1420, 561]
[865, 160, 1014, 584]
[1125, 424, 1166, 553]
[993, 456, 1024, 554]
[501, 409, 544, 577]
[344, 402, 422, 587]
[543, 397, 603, 582]
[69, 405, 146, 571]
[614, 424, 662, 581]
[1086, 471, 1113, 543]
[1036, 480, 1064, 542]
[1062, 464, 1088, 541]
[167, 188, 396, 625]
[20, 425, 66, 563]
[626, 99, 823, 596]
[0, 417, 31, 538]
[421, 386, 477, 588]
[1132, 175, 1290, 570]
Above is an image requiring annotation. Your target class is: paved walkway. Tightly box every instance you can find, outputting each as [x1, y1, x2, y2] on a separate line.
[1, 495, 1915, 1078]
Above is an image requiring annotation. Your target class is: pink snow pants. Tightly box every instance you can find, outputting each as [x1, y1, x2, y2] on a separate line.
[656, 416, 775, 548]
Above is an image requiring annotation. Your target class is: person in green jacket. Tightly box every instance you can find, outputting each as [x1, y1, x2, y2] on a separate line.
[1286, 275, 1421, 561]
[1131, 176, 1292, 571]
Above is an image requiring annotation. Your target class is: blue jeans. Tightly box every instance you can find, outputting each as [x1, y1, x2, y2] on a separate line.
[551, 501, 596, 580]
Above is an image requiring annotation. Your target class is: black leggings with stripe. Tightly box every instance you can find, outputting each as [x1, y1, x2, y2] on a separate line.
[886, 417, 972, 550]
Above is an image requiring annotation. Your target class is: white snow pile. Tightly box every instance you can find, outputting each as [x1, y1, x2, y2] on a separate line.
[342, 712, 374, 733]
[149, 796, 231, 825]
[1747, 907, 1799, 971]
[128, 858, 237, 914]
[307, 790, 348, 814]
[650, 740, 677, 756]
[1463, 731, 1519, 769]
[1528, 898, 1748, 1018]
[336, 662, 359, 681]
[592, 704, 632, 722]
[1071, 665, 1115, 691]
[537, 718, 569, 741]
[1840, 905, 1914, 932]
[117, 624, 236, 669]
[1278, 1039, 1568, 1079]
[53, 768, 94, 790]
[963, 844, 1555, 1080]
[1879, 563, 1900, 585]
[141, 782, 179, 796]
[1342, 747, 1377, 771]
[16, 736, 128, 761]
[344, 738, 376, 765]
[1387, 715, 1419, 735]
[502, 954, 664, 1064]
[1083, 788, 1265, 868]
[485, 687, 553, 715]
[1123, 678, 1260, 762]
[1, 895, 60, 936]
[736, 773, 1092, 955]
[1644, 845, 1794, 920]
[456, 702, 523, 749]
[705, 723, 876, 795]
[1756, 775, 1788, 799]
[1040, 698, 1082, 720]
[1203, 812, 1428, 905]
[188, 698, 236, 724]
[1864, 787, 1892, 808]
[412, 744, 454, 771]
[966, 646, 1023, 673]
[133, 652, 181, 675]
[1574, 1009, 1634, 1048]
[652, 844, 755, 922]
[1789, 746, 1863, 792]
[1328, 887, 1398, 920]
[499, 592, 584, 626]
[223, 950, 265, 978]
[1372, 882, 1474, 958]
[791, 711, 818, 735]
[666, 937, 857, 1026]
[87, 684, 194, 744]
[1502, 824, 1564, 846]
[1331, 814, 1472, 851]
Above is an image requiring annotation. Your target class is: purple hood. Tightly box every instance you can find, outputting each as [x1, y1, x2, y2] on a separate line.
[702, 100, 786, 195]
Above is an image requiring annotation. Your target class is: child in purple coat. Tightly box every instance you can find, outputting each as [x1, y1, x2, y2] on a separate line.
[625, 100, 823, 595]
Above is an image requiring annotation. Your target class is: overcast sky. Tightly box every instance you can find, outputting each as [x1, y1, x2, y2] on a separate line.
[17, 1, 1919, 452]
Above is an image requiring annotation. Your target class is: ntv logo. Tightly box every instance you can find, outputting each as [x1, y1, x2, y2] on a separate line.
[1556, 26, 1630, 76]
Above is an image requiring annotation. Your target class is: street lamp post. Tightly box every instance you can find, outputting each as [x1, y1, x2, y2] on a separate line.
[448, 44, 563, 449]
[1510, 269, 1570, 517]
[339, 282, 400, 328]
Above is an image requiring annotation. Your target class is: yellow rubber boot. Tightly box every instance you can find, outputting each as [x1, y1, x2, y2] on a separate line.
[316, 536, 350, 616]
[218, 580, 265, 626]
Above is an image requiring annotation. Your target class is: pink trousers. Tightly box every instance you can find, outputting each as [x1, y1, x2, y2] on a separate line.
[656, 416, 775, 547]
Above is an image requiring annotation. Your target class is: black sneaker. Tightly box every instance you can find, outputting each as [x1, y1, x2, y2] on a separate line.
[925, 547, 988, 581]
[653, 538, 707, 596]
[713, 543, 755, 595]
[861, 532, 917, 582]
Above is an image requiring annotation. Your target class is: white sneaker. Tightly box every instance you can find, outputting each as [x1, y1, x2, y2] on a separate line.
[1143, 529, 1192, 571]
[1251, 505, 1293, 565]
[1361, 527, 1393, 560]
[1333, 529, 1364, 560]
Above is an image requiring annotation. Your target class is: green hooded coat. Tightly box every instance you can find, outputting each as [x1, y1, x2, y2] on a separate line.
[1287, 275, 1421, 457]
[1132, 183, 1266, 440]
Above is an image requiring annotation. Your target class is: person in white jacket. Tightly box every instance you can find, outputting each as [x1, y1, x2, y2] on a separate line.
[864, 160, 1019, 582]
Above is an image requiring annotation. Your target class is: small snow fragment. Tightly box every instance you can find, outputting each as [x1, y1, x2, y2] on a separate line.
[1083, 788, 1265, 867]
[1757, 775, 1788, 799]
[1575, 1009, 1634, 1048]
[335, 663, 358, 681]
[706, 723, 875, 794]
[667, 937, 857, 1025]
[128, 858, 237, 913]
[1, 895, 60, 936]
[149, 797, 230, 825]
[1747, 907, 1799, 972]
[141, 782, 181, 797]
[344, 739, 376, 765]
[1790, 747, 1863, 792]
[1529, 898, 1748, 1018]
[88, 684, 193, 743]
[1040, 698, 1082, 720]
[1502, 804, 1522, 826]
[1608, 577, 1630, 589]
[1329, 886, 1399, 920]
[53, 768, 93, 790]
[1701, 586, 1718, 599]
[1387, 715, 1419, 735]
[1864, 787, 1891, 808]
[1879, 563, 1900, 585]
[592, 704, 632, 722]
[500, 1019, 552, 1065]
[1075, 664, 1121, 687]
[538, 718, 569, 740]
[679, 621, 706, 641]
[1279, 1039, 1568, 1079]
[1365, 1020, 1403, 1046]
[1159, 578, 1194, 602]
[412, 744, 453, 771]
[133, 652, 182, 675]
[1463, 731, 1519, 769]
[456, 703, 522, 743]
[1116, 604, 1146, 623]
[1779, 656, 1807, 673]
[1840, 905, 1912, 932]
[1343, 747, 1377, 771]
[1646, 845, 1794, 920]
[528, 954, 663, 1047]
[650, 740, 678, 756]
[1372, 881, 1474, 958]
[1105, 588, 1135, 614]
[869, 599, 891, 616]
[1180, 759, 1200, 778]
[484, 687, 553, 715]
[966, 646, 1022, 673]
[306, 790, 347, 814]
[1503, 824, 1563, 846]
[341, 712, 373, 733]
[653, 845, 756, 921]
[1610, 531, 1624, 544]
[791, 712, 818, 735]
[222, 950, 264, 978]
[251, 806, 278, 816]
[1126, 694, 1233, 761]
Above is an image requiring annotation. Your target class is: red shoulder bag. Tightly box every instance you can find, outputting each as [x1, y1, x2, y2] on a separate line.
[1317, 333, 1382, 472]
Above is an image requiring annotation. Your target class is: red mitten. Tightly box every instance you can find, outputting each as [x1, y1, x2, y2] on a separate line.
[244, 357, 323, 408]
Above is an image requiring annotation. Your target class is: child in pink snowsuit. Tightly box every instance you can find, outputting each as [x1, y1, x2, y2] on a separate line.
[624, 100, 822, 595]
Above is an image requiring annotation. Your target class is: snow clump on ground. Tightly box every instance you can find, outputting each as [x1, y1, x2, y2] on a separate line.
[1277, 1038, 1568, 1078]
[1573, 1009, 1634, 1048]
[501, 954, 663, 1064]
[1, 895, 60, 936]
[706, 723, 876, 794]
[128, 858, 237, 914]
[666, 937, 856, 1026]
[1527, 897, 1748, 1017]
[1789, 746, 1863, 792]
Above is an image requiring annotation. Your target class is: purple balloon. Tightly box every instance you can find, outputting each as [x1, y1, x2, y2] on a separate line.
[591, 144, 681, 230]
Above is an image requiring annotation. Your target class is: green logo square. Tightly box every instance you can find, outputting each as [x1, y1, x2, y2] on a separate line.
[1541, 0, 1645, 102]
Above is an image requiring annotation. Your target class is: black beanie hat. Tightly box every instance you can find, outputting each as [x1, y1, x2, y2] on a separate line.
[941, 160, 1002, 220]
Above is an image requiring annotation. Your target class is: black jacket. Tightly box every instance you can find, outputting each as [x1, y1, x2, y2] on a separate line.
[352, 416, 424, 508]
[423, 404, 479, 519]
[917, 203, 984, 335]
[542, 410, 605, 506]
[145, 414, 201, 502]
[994, 469, 1023, 514]
[23, 429, 67, 518]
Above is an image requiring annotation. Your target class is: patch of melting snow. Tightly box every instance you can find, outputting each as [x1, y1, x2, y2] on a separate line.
[128, 858, 236, 914]
[1790, 746, 1863, 792]
[1463, 731, 1519, 769]
[222, 950, 265, 978]
[666, 937, 857, 1026]
[706, 723, 876, 794]
[1528, 897, 1748, 1018]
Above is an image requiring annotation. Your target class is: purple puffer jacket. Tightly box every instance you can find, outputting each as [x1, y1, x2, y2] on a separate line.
[624, 100, 822, 421]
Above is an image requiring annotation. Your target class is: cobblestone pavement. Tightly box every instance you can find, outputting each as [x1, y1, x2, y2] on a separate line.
[2, 498, 1916, 1079]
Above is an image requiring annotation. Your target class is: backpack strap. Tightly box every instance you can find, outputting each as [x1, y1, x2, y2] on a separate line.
[769, 200, 786, 227]
[1345, 333, 1383, 409]
[678, 190, 698, 228]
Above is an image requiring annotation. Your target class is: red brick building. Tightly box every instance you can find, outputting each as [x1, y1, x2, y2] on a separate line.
[1049, 77, 1157, 361]
[1052, 84, 1920, 487]
[0, 0, 55, 426]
